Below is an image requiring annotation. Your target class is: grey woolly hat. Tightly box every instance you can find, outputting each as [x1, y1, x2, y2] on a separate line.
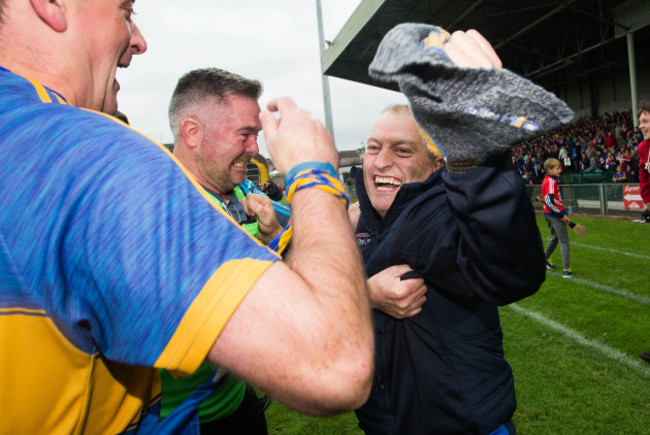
[368, 23, 574, 162]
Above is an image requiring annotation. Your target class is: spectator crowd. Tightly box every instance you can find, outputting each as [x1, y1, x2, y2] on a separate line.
[513, 110, 644, 184]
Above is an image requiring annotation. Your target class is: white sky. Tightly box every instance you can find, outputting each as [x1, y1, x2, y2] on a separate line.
[118, 0, 407, 157]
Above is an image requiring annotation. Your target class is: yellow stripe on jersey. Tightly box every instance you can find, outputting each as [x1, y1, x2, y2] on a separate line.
[10, 70, 71, 105]
[22, 75, 53, 103]
[86, 357, 159, 434]
[155, 258, 273, 375]
[52, 92, 68, 104]
[0, 306, 45, 315]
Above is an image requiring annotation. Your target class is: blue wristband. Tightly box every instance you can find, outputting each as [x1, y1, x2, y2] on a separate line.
[285, 161, 337, 187]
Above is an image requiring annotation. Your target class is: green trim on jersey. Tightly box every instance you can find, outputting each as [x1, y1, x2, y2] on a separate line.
[160, 363, 245, 423]
[230, 186, 259, 238]
[205, 186, 259, 238]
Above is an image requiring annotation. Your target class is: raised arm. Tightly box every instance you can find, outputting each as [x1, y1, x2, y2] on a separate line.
[368, 25, 575, 304]
[208, 97, 373, 415]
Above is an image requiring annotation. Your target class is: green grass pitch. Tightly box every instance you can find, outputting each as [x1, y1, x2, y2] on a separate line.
[264, 213, 650, 434]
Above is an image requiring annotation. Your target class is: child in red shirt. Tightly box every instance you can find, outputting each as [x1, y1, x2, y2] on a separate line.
[542, 158, 572, 277]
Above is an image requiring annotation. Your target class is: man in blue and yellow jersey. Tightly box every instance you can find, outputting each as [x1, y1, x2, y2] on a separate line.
[0, 0, 374, 433]
[165, 67, 288, 434]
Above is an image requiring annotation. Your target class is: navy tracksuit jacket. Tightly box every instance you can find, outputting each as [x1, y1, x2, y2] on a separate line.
[353, 154, 545, 434]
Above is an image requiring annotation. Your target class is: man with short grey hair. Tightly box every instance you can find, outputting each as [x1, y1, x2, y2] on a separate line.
[169, 68, 287, 244]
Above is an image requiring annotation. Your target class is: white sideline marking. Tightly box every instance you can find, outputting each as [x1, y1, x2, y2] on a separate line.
[570, 241, 650, 260]
[546, 272, 650, 305]
[508, 304, 650, 378]
[542, 237, 650, 260]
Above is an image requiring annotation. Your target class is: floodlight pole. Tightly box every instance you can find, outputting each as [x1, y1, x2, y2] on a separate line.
[627, 32, 638, 127]
[316, 0, 336, 143]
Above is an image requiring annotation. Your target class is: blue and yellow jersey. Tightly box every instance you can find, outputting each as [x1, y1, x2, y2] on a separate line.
[0, 66, 280, 433]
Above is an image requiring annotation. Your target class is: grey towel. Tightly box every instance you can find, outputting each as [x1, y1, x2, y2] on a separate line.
[369, 23, 574, 162]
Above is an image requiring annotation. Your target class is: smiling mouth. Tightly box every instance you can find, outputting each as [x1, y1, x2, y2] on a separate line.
[374, 176, 402, 191]
[232, 161, 248, 168]
[114, 62, 130, 90]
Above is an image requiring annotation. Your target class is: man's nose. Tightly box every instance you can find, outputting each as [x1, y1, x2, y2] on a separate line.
[373, 147, 393, 168]
[246, 136, 259, 156]
[130, 20, 148, 55]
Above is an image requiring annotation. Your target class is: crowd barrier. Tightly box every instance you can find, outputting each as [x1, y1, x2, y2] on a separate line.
[527, 181, 643, 216]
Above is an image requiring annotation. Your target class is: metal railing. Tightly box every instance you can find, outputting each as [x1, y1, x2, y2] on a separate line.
[526, 182, 640, 216]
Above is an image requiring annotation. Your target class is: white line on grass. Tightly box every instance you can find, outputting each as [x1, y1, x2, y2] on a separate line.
[571, 241, 650, 260]
[508, 304, 650, 378]
[546, 272, 650, 306]
[542, 237, 650, 260]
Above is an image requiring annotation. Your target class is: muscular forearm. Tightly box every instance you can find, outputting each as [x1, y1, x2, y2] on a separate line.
[210, 96, 373, 415]
[210, 188, 373, 415]
[281, 188, 373, 407]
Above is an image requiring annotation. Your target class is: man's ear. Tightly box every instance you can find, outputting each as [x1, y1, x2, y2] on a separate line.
[182, 118, 203, 148]
[30, 0, 67, 32]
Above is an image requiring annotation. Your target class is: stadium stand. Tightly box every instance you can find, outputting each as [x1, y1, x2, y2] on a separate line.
[513, 110, 643, 184]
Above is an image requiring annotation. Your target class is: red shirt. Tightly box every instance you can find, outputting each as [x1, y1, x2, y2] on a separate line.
[542, 174, 564, 216]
